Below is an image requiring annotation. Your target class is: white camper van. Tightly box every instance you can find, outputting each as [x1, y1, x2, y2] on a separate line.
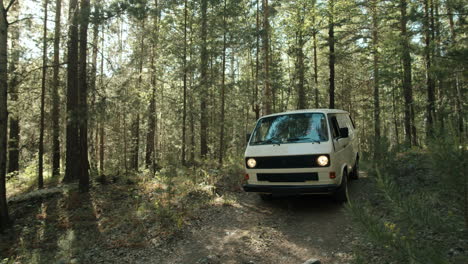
[243, 109, 359, 202]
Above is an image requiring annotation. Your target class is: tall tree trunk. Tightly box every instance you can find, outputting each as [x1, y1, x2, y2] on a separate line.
[371, 0, 381, 159]
[88, 1, 100, 172]
[262, 0, 272, 115]
[146, 2, 159, 171]
[328, 0, 335, 109]
[7, 2, 20, 174]
[400, 0, 416, 146]
[392, 82, 400, 149]
[200, 0, 208, 157]
[131, 114, 140, 171]
[99, 27, 105, 177]
[131, 22, 145, 171]
[424, 0, 436, 138]
[446, 1, 463, 135]
[296, 28, 306, 109]
[182, 0, 187, 164]
[0, 0, 13, 232]
[78, 0, 90, 192]
[312, 0, 319, 109]
[145, 49, 156, 170]
[253, 0, 260, 120]
[38, 0, 49, 189]
[51, 0, 61, 177]
[146, 42, 157, 170]
[219, 0, 227, 166]
[64, 0, 80, 182]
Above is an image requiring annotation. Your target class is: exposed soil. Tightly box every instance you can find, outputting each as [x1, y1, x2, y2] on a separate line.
[1, 174, 370, 264]
[149, 176, 369, 264]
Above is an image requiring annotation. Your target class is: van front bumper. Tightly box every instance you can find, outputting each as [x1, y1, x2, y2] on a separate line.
[242, 184, 339, 195]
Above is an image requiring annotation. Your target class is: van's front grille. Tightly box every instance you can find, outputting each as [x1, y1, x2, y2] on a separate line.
[246, 155, 329, 169]
[257, 173, 318, 182]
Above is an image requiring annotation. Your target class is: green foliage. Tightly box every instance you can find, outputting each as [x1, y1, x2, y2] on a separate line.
[348, 135, 468, 263]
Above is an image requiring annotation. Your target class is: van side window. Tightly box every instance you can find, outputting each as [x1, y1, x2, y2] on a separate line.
[330, 116, 340, 139]
[337, 114, 349, 129]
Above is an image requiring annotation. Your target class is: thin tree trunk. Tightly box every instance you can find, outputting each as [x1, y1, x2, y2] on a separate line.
[99, 27, 105, 177]
[7, 2, 20, 174]
[262, 0, 272, 115]
[446, 1, 463, 135]
[188, 4, 195, 164]
[296, 27, 306, 109]
[38, 0, 49, 189]
[0, 0, 13, 232]
[392, 81, 400, 149]
[64, 0, 80, 183]
[51, 0, 61, 177]
[219, 0, 227, 166]
[371, 0, 381, 159]
[132, 22, 145, 171]
[78, 0, 90, 192]
[253, 0, 260, 119]
[424, 0, 436, 138]
[400, 0, 416, 146]
[312, 1, 319, 109]
[88, 1, 100, 172]
[146, 42, 156, 170]
[182, 0, 187, 164]
[200, 0, 208, 157]
[328, 0, 335, 109]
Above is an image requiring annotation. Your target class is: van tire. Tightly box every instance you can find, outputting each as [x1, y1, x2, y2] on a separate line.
[259, 194, 272, 201]
[350, 158, 359, 180]
[333, 170, 348, 203]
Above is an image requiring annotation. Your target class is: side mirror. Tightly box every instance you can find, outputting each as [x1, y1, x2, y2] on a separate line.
[246, 133, 251, 143]
[339, 127, 349, 138]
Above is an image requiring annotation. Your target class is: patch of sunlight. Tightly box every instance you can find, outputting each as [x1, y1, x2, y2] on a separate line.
[57, 229, 75, 260]
[211, 195, 242, 208]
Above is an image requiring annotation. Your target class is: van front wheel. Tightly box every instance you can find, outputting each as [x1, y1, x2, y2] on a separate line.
[333, 171, 348, 203]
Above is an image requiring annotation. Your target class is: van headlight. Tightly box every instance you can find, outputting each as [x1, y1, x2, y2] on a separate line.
[247, 158, 257, 168]
[317, 155, 329, 166]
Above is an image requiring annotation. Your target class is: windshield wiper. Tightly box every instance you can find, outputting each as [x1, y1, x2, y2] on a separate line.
[252, 138, 282, 145]
[286, 137, 307, 142]
[286, 137, 321, 144]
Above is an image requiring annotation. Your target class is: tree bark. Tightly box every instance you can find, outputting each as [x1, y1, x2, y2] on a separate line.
[200, 0, 208, 157]
[64, 0, 80, 183]
[219, 0, 227, 165]
[253, 0, 260, 119]
[296, 15, 306, 110]
[371, 0, 381, 159]
[262, 0, 272, 115]
[312, 0, 319, 109]
[38, 0, 49, 189]
[7, 2, 20, 174]
[400, 0, 416, 146]
[424, 0, 436, 138]
[51, 0, 61, 177]
[182, 0, 187, 164]
[328, 0, 335, 109]
[78, 0, 90, 192]
[99, 27, 105, 177]
[88, 1, 100, 172]
[0, 0, 13, 232]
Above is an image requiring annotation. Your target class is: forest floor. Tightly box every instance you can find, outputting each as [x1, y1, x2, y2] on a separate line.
[1, 170, 370, 264]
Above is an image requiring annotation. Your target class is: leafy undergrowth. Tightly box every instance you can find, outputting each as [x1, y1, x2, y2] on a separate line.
[1, 161, 244, 264]
[348, 140, 468, 264]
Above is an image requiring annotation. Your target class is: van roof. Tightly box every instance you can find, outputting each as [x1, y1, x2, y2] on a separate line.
[261, 109, 349, 118]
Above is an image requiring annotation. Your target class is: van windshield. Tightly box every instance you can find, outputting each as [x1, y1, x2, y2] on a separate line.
[250, 113, 329, 145]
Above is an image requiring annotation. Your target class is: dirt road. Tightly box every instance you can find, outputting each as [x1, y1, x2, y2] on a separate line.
[152, 176, 368, 264]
